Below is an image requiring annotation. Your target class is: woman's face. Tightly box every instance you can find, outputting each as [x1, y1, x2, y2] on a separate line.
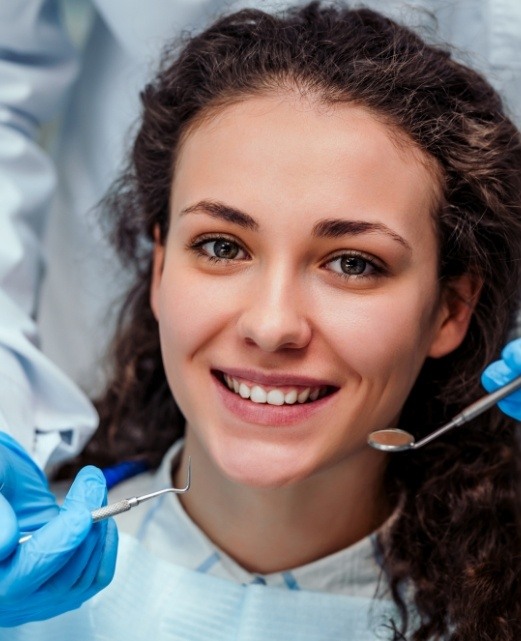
[151, 92, 471, 489]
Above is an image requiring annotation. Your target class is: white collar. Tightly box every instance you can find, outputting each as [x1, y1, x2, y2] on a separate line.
[111, 440, 388, 598]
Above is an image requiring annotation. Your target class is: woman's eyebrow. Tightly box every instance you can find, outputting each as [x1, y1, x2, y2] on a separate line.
[312, 218, 412, 251]
[180, 201, 411, 251]
[180, 200, 259, 231]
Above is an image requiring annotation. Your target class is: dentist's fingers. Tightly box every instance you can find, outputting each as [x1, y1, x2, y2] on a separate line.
[0, 493, 19, 559]
[0, 465, 118, 626]
[501, 338, 521, 372]
[481, 353, 521, 419]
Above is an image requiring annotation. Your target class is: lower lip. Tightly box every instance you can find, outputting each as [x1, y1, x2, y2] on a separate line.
[213, 375, 336, 427]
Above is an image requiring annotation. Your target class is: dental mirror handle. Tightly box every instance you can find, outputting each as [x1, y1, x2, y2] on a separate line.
[456, 374, 521, 421]
[413, 374, 521, 449]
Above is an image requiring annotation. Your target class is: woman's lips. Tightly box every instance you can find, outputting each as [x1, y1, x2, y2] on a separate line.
[221, 371, 331, 404]
[214, 367, 335, 388]
[212, 370, 338, 427]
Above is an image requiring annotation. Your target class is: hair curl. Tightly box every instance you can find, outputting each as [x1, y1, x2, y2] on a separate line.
[66, 3, 521, 639]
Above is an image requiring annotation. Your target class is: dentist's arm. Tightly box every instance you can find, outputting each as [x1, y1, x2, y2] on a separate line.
[0, 0, 98, 470]
[0, 432, 118, 627]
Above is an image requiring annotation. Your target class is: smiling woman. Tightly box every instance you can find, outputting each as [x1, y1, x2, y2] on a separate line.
[45, 2, 521, 640]
[151, 97, 460, 504]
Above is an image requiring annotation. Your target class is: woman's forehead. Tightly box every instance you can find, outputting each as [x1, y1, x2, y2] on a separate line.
[169, 93, 441, 241]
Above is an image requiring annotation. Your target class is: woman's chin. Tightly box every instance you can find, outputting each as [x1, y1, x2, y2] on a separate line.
[212, 443, 317, 490]
[223, 467, 307, 490]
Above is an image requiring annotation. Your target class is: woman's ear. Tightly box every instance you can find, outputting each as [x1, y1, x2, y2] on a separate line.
[150, 225, 165, 321]
[427, 273, 482, 358]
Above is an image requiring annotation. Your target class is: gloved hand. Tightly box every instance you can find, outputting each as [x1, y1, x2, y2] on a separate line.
[0, 433, 118, 627]
[481, 337, 521, 420]
[0, 431, 59, 541]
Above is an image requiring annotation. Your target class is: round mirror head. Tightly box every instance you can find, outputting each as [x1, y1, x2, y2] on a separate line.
[367, 428, 415, 452]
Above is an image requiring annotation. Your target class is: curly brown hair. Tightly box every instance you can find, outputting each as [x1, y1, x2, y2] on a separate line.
[69, 3, 521, 639]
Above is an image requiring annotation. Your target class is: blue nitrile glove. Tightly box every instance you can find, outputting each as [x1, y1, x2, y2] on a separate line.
[0, 432, 59, 541]
[481, 338, 521, 420]
[0, 433, 118, 627]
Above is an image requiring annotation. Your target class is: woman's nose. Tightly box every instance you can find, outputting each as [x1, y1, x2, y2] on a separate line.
[236, 271, 312, 352]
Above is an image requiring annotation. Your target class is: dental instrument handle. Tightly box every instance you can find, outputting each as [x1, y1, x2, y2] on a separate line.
[413, 374, 521, 449]
[20, 489, 183, 542]
[19, 457, 191, 542]
[91, 497, 139, 522]
[457, 374, 521, 421]
[411, 416, 463, 449]
[91, 456, 191, 522]
[90, 486, 188, 523]
[19, 497, 143, 541]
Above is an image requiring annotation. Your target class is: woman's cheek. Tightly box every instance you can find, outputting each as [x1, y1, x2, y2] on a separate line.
[157, 267, 238, 352]
[313, 284, 437, 377]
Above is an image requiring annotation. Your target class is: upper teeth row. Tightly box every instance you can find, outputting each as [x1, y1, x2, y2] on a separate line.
[224, 375, 323, 405]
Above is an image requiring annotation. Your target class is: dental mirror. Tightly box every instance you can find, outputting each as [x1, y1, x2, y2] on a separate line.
[368, 374, 521, 453]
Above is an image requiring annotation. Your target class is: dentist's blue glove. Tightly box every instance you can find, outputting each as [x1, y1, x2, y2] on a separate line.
[0, 432, 59, 538]
[481, 338, 521, 420]
[0, 432, 118, 627]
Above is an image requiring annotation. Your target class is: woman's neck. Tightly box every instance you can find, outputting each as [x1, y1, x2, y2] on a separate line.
[174, 431, 391, 575]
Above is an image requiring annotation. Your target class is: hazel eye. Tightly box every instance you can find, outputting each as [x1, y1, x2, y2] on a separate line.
[324, 252, 383, 279]
[328, 254, 375, 276]
[194, 236, 248, 261]
[339, 256, 368, 275]
[209, 239, 240, 259]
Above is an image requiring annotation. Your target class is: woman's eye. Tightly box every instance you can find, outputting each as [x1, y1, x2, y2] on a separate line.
[325, 253, 380, 278]
[193, 237, 248, 261]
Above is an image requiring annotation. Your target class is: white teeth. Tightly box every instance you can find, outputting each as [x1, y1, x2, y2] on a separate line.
[284, 389, 298, 404]
[239, 383, 250, 399]
[250, 386, 267, 403]
[266, 389, 285, 406]
[223, 375, 326, 405]
[297, 388, 311, 403]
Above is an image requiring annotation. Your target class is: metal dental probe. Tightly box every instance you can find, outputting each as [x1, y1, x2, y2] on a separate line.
[18, 457, 191, 544]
